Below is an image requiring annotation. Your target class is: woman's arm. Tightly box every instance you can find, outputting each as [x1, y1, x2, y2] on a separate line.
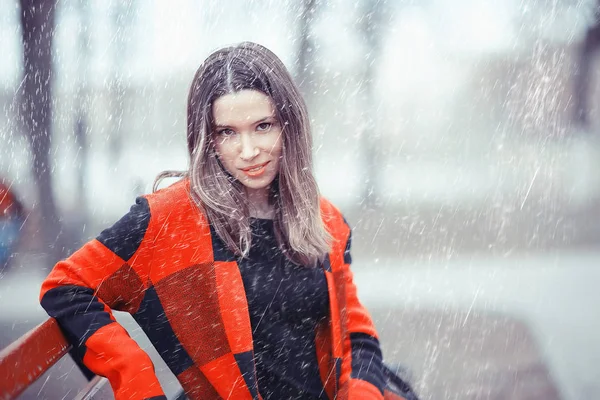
[39, 197, 166, 400]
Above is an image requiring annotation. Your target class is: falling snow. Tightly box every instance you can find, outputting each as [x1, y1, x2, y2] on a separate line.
[1, 0, 600, 399]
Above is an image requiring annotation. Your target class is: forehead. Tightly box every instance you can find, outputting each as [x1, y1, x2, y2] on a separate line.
[212, 90, 275, 125]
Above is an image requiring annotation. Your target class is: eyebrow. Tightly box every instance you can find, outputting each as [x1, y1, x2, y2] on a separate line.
[214, 116, 274, 129]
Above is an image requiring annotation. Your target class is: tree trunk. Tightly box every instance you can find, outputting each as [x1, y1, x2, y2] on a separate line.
[573, 9, 600, 129]
[72, 0, 91, 236]
[358, 0, 386, 207]
[297, 0, 317, 95]
[109, 0, 135, 166]
[19, 0, 64, 264]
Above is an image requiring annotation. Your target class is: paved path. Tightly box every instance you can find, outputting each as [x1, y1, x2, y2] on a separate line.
[354, 250, 600, 400]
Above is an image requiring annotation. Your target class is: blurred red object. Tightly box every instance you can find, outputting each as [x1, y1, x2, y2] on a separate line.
[0, 182, 24, 220]
[0, 181, 25, 267]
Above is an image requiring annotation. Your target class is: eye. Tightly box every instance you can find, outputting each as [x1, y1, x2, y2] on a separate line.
[256, 122, 272, 132]
[216, 128, 235, 136]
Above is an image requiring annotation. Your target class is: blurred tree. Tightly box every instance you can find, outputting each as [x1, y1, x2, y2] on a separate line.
[297, 0, 318, 96]
[573, 0, 600, 129]
[74, 0, 91, 230]
[357, 0, 389, 207]
[18, 0, 65, 263]
[109, 0, 137, 165]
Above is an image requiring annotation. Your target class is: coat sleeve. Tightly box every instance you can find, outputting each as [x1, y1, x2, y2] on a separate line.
[336, 222, 386, 399]
[39, 197, 166, 400]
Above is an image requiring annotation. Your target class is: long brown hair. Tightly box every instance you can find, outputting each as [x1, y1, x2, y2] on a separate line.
[154, 42, 330, 266]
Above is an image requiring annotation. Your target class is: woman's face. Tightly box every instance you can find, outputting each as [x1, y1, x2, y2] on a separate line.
[212, 89, 283, 195]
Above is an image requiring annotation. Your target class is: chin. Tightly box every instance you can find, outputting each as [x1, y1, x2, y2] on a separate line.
[242, 182, 272, 191]
[238, 176, 276, 191]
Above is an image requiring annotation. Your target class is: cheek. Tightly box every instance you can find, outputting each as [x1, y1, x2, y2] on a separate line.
[267, 134, 283, 156]
[214, 138, 234, 157]
[213, 142, 236, 172]
[273, 144, 283, 159]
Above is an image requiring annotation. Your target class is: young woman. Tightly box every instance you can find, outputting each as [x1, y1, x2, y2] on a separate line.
[40, 42, 409, 400]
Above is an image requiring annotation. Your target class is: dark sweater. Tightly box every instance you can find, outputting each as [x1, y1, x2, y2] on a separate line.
[238, 218, 330, 400]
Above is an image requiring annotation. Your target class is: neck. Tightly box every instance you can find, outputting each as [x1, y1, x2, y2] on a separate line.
[245, 187, 274, 219]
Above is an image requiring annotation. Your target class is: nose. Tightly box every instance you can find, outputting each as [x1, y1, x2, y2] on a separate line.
[239, 133, 259, 161]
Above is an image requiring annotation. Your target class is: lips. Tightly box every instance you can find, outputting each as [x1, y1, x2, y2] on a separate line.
[240, 161, 270, 177]
[240, 161, 270, 172]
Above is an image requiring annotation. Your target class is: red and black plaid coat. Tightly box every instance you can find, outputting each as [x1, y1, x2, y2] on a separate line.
[40, 179, 398, 399]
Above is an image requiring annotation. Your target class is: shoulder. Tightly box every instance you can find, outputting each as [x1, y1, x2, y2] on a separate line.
[143, 177, 207, 222]
[130, 177, 209, 242]
[96, 178, 208, 261]
[144, 178, 192, 212]
[319, 197, 351, 240]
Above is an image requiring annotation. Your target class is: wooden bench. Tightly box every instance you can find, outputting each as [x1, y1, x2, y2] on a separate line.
[0, 318, 109, 400]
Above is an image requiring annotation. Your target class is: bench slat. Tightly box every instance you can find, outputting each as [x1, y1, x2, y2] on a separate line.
[0, 318, 71, 399]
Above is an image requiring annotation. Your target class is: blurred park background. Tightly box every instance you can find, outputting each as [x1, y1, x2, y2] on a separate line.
[2, 0, 600, 399]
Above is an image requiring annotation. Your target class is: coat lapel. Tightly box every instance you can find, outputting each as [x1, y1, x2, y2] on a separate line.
[211, 260, 260, 399]
[206, 219, 259, 399]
